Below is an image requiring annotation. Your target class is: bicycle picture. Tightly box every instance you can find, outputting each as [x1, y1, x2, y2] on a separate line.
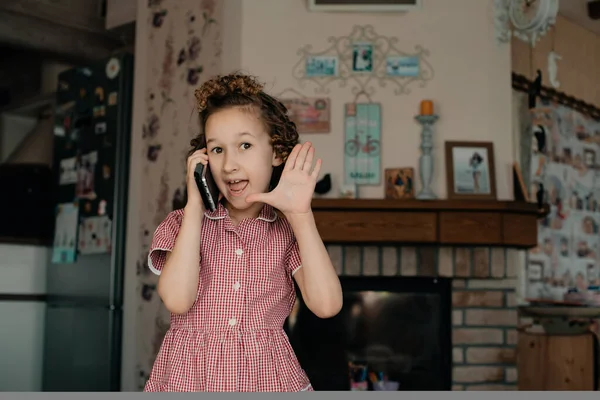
[344, 131, 381, 157]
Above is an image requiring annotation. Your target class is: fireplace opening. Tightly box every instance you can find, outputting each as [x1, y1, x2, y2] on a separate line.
[285, 276, 452, 391]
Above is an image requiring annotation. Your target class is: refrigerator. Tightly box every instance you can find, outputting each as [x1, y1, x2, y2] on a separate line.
[42, 53, 133, 391]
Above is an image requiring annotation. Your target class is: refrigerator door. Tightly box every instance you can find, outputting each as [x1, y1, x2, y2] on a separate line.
[42, 54, 133, 391]
[42, 302, 122, 391]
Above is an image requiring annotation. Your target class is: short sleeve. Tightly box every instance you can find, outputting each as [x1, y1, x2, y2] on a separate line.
[285, 239, 303, 277]
[148, 210, 183, 275]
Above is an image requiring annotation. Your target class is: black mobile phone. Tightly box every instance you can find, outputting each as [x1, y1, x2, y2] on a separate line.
[193, 163, 219, 212]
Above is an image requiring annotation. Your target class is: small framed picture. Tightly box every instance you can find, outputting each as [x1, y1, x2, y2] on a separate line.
[527, 260, 544, 282]
[385, 168, 415, 199]
[385, 56, 420, 77]
[306, 56, 339, 77]
[280, 97, 331, 134]
[445, 141, 497, 200]
[352, 43, 373, 73]
[583, 147, 596, 168]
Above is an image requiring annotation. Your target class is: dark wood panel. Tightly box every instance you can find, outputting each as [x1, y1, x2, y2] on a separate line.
[438, 212, 502, 245]
[314, 211, 436, 243]
[310, 199, 545, 248]
[312, 198, 540, 212]
[503, 214, 537, 247]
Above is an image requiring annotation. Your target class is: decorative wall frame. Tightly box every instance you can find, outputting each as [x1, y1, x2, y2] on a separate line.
[276, 87, 331, 134]
[292, 25, 434, 97]
[344, 93, 381, 186]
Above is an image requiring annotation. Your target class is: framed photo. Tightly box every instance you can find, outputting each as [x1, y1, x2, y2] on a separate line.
[385, 168, 415, 199]
[385, 56, 419, 77]
[280, 97, 331, 133]
[527, 259, 544, 282]
[306, 56, 339, 77]
[307, 0, 422, 13]
[344, 102, 381, 185]
[445, 141, 497, 200]
[583, 147, 596, 168]
[352, 43, 373, 73]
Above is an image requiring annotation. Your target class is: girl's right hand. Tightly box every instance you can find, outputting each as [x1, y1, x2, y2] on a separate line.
[186, 148, 209, 211]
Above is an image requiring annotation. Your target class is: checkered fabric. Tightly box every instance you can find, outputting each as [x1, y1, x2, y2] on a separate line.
[143, 203, 313, 392]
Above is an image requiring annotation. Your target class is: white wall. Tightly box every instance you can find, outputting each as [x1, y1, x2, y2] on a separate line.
[0, 244, 49, 392]
[236, 0, 514, 199]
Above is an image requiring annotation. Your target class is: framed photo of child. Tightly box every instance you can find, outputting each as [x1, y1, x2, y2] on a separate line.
[445, 141, 497, 200]
[351, 43, 373, 73]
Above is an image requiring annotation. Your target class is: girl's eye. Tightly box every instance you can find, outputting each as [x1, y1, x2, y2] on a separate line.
[241, 143, 252, 150]
[210, 147, 222, 154]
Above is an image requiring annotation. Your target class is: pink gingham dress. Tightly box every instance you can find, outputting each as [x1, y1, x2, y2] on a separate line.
[143, 203, 313, 392]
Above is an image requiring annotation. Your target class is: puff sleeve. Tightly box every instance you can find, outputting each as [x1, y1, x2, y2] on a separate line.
[147, 210, 184, 275]
[285, 239, 303, 277]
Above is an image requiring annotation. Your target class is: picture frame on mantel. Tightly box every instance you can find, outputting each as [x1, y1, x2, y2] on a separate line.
[445, 141, 497, 200]
[307, 0, 422, 12]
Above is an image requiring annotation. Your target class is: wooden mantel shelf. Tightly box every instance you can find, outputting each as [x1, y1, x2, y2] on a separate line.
[310, 199, 548, 249]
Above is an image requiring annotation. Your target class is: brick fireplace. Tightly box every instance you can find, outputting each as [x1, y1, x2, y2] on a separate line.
[309, 197, 544, 391]
[326, 244, 521, 391]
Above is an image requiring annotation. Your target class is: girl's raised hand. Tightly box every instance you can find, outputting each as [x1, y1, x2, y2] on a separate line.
[186, 148, 209, 211]
[245, 142, 321, 216]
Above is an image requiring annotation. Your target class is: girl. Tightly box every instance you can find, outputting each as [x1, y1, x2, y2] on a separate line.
[144, 73, 343, 392]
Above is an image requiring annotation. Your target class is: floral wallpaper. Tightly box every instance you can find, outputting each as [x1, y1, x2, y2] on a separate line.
[135, 0, 222, 389]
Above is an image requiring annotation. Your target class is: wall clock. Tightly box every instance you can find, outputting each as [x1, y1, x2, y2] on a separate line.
[508, 0, 559, 44]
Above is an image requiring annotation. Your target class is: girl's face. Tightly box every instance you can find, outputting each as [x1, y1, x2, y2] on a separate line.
[205, 107, 283, 216]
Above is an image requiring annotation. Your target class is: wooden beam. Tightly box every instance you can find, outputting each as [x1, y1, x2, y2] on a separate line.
[0, 0, 107, 34]
[310, 199, 547, 248]
[0, 9, 123, 63]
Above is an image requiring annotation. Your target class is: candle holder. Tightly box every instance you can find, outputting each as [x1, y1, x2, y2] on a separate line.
[415, 114, 439, 200]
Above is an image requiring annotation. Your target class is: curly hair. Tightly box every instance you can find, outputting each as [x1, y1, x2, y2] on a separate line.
[188, 73, 299, 189]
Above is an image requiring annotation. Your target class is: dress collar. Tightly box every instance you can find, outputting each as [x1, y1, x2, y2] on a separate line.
[204, 201, 277, 223]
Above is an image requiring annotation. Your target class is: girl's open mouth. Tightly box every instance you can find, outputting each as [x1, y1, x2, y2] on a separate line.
[227, 180, 248, 196]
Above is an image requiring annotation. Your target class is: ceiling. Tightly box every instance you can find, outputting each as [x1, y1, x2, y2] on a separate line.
[559, 0, 600, 35]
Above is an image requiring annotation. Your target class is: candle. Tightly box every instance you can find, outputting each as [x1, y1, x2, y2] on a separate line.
[420, 100, 433, 116]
